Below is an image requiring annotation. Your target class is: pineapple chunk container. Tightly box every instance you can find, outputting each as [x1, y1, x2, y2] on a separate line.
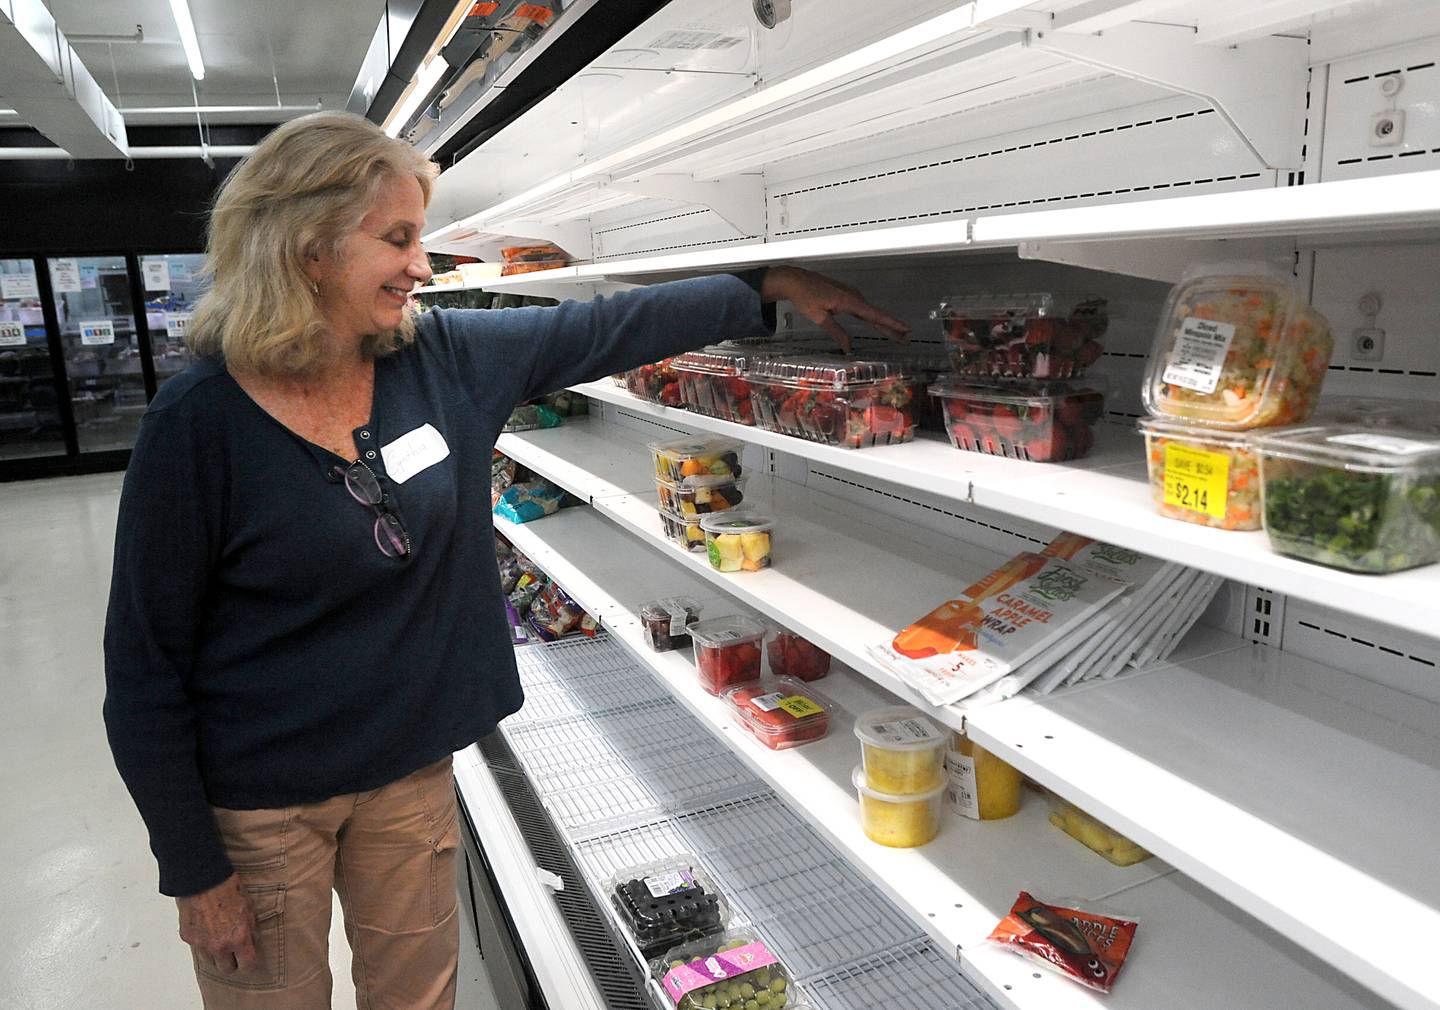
[853, 707, 947, 795]
[699, 513, 774, 573]
[1142, 271, 1333, 430]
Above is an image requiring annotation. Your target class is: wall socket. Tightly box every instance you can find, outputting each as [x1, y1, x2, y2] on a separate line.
[1353, 327, 1386, 361]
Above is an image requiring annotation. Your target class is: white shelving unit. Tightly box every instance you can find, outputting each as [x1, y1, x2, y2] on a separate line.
[424, 1, 1440, 1008]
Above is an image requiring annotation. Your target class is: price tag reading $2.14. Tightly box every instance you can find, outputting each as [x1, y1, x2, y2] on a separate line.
[1163, 443, 1229, 520]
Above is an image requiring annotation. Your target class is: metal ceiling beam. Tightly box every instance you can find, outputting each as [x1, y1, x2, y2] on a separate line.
[0, 0, 129, 158]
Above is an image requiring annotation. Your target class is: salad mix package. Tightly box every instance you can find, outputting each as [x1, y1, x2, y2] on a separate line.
[1138, 417, 1261, 530]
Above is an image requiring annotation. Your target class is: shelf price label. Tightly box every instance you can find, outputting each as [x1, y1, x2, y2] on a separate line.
[79, 319, 116, 346]
[165, 312, 194, 338]
[0, 322, 25, 347]
[1163, 443, 1228, 520]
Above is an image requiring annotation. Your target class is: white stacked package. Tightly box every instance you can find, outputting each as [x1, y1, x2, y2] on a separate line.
[870, 532, 1222, 708]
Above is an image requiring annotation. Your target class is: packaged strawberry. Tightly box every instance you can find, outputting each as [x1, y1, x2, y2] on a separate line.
[748, 356, 916, 449]
[933, 294, 1108, 380]
[931, 379, 1105, 463]
[621, 357, 684, 406]
[765, 629, 831, 681]
[689, 616, 766, 695]
[672, 345, 759, 425]
[723, 677, 832, 750]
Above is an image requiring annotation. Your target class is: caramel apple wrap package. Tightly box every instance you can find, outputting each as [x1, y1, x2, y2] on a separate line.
[868, 550, 1130, 705]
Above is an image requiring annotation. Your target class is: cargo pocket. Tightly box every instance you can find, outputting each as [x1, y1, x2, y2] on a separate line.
[194, 882, 287, 990]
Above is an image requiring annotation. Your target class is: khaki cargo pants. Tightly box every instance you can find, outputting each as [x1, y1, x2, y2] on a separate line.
[193, 756, 461, 1010]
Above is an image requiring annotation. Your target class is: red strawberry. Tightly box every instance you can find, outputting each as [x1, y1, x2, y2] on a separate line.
[1069, 423, 1095, 457]
[1025, 426, 1068, 461]
[1076, 340, 1104, 367]
[1057, 397, 1084, 426]
[992, 405, 1023, 441]
[948, 421, 980, 450]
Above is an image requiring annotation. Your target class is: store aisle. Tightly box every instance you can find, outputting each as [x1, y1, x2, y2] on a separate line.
[0, 473, 499, 1009]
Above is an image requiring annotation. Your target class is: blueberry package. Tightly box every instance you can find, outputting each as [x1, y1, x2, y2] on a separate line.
[606, 856, 727, 959]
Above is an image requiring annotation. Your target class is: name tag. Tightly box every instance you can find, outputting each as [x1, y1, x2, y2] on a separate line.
[381, 423, 450, 484]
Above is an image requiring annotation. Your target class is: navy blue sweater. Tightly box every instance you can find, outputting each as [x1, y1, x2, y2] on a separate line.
[103, 274, 772, 896]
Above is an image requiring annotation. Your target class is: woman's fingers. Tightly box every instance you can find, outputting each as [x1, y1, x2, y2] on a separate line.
[819, 314, 853, 355]
[838, 293, 910, 342]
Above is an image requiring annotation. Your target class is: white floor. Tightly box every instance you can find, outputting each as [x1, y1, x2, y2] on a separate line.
[0, 472, 500, 1010]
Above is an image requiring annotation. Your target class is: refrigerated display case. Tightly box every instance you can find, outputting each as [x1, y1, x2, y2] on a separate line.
[0, 259, 64, 461]
[139, 253, 207, 391]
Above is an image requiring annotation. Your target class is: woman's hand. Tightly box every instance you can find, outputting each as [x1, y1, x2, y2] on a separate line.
[176, 873, 262, 975]
[760, 266, 910, 353]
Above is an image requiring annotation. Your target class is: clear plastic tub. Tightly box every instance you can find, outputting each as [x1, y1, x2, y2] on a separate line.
[1048, 793, 1152, 866]
[1138, 416, 1261, 530]
[722, 677, 832, 750]
[652, 930, 801, 1010]
[649, 436, 745, 482]
[931, 379, 1106, 462]
[622, 357, 684, 406]
[1311, 396, 1440, 430]
[609, 856, 728, 959]
[853, 707, 947, 795]
[672, 345, 757, 425]
[639, 597, 704, 652]
[1256, 424, 1440, 573]
[852, 766, 945, 848]
[659, 511, 709, 553]
[689, 616, 766, 695]
[700, 513, 774, 573]
[655, 474, 749, 518]
[1143, 272, 1333, 429]
[932, 293, 1108, 380]
[747, 356, 917, 448]
[946, 732, 1022, 821]
[766, 629, 831, 681]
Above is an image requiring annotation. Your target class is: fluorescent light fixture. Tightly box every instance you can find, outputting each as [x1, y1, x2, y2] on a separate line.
[384, 57, 449, 138]
[166, 0, 205, 80]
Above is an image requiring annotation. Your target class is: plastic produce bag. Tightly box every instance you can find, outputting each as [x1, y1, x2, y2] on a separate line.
[502, 403, 564, 432]
[526, 583, 587, 642]
[493, 480, 566, 523]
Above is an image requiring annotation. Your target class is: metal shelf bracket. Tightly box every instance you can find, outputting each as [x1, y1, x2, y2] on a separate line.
[1017, 236, 1296, 282]
[1027, 21, 1308, 170]
[606, 174, 766, 238]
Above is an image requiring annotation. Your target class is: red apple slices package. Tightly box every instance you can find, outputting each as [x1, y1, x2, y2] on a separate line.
[987, 891, 1137, 993]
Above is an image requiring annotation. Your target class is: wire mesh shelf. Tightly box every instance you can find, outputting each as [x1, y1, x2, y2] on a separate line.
[803, 939, 994, 1010]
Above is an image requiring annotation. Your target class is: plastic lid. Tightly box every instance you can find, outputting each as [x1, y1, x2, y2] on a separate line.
[930, 377, 1106, 405]
[647, 435, 744, 459]
[1254, 423, 1440, 473]
[1312, 396, 1440, 431]
[747, 354, 906, 389]
[853, 706, 945, 751]
[1137, 415, 1253, 449]
[851, 765, 946, 802]
[672, 345, 753, 376]
[639, 597, 703, 622]
[723, 677, 832, 732]
[699, 512, 775, 534]
[689, 615, 767, 649]
[932, 292, 1057, 320]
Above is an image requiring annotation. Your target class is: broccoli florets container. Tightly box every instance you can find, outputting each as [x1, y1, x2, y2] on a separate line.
[651, 929, 802, 1010]
[609, 856, 728, 960]
[1256, 424, 1440, 573]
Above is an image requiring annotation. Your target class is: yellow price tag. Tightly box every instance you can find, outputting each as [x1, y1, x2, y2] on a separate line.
[778, 695, 823, 719]
[1162, 443, 1229, 520]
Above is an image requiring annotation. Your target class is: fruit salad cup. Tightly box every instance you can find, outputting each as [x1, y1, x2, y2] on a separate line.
[649, 436, 745, 482]
[933, 293, 1108, 380]
[660, 511, 710, 553]
[689, 616, 766, 696]
[639, 597, 704, 652]
[931, 379, 1105, 462]
[747, 356, 916, 449]
[854, 707, 947, 794]
[655, 474, 749, 518]
[1138, 416, 1261, 530]
[700, 513, 774, 573]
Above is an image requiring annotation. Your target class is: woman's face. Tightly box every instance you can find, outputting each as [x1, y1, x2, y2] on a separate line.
[314, 172, 432, 347]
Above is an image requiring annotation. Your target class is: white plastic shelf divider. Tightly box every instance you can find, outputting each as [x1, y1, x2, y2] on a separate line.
[487, 504, 1392, 1010]
[452, 745, 609, 1010]
[564, 384, 1440, 636]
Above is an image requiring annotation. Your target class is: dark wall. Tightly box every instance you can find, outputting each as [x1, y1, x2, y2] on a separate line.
[0, 125, 274, 256]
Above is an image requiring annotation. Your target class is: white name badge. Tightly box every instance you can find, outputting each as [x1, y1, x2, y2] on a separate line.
[381, 423, 450, 484]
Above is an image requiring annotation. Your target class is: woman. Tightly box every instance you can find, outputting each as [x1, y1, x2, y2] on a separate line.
[102, 111, 906, 1010]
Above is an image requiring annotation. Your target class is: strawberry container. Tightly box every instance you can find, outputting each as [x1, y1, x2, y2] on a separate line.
[689, 616, 767, 696]
[672, 345, 758, 425]
[622, 357, 684, 407]
[933, 293, 1108, 380]
[931, 379, 1105, 462]
[747, 356, 916, 449]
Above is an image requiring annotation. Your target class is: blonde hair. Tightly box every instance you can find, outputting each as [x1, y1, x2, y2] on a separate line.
[188, 111, 440, 375]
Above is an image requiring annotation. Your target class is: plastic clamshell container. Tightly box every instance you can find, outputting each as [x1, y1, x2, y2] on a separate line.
[659, 511, 710, 553]
[672, 345, 757, 425]
[766, 629, 831, 681]
[946, 732, 1022, 821]
[931, 379, 1106, 462]
[852, 766, 945, 848]
[1048, 793, 1152, 866]
[1138, 416, 1261, 530]
[639, 597, 704, 652]
[1143, 273, 1333, 429]
[1255, 424, 1440, 573]
[700, 512, 774, 573]
[853, 707, 947, 795]
[651, 929, 801, 1010]
[722, 677, 832, 750]
[1311, 395, 1440, 430]
[655, 474, 749, 518]
[622, 357, 684, 406]
[932, 292, 1109, 380]
[689, 616, 766, 695]
[747, 356, 917, 448]
[608, 855, 728, 959]
[649, 436, 745, 482]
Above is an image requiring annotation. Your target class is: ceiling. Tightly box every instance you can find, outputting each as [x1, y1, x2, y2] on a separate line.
[11, 0, 386, 125]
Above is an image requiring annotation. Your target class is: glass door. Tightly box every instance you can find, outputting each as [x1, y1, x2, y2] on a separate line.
[47, 255, 146, 453]
[0, 259, 65, 461]
[139, 253, 207, 391]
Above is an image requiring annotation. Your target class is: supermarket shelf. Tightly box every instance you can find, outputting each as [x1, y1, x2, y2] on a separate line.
[491, 505, 1393, 1010]
[498, 424, 658, 501]
[451, 745, 609, 1010]
[569, 384, 1440, 636]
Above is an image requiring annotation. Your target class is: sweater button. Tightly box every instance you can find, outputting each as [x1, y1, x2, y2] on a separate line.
[359, 430, 371, 439]
[365, 450, 376, 460]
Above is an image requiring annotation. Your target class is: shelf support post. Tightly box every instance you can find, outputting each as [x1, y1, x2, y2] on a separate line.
[1026, 21, 1308, 170]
